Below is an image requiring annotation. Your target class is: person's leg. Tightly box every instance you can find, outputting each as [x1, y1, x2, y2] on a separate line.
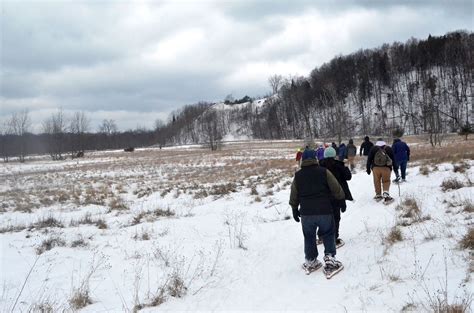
[381, 167, 391, 193]
[317, 215, 336, 257]
[333, 208, 341, 240]
[301, 215, 318, 261]
[401, 160, 407, 180]
[372, 167, 382, 195]
[393, 163, 400, 180]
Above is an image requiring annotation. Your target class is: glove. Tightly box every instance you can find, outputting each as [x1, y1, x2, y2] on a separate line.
[292, 207, 300, 222]
[366, 169, 371, 175]
[341, 204, 346, 213]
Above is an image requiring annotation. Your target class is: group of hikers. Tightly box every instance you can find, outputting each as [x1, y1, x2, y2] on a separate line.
[290, 136, 411, 277]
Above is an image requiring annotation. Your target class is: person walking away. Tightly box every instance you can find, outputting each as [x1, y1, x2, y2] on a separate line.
[331, 142, 339, 155]
[346, 139, 357, 172]
[289, 150, 345, 277]
[295, 147, 304, 168]
[360, 136, 373, 157]
[338, 143, 346, 162]
[392, 138, 410, 183]
[366, 138, 395, 203]
[316, 144, 325, 161]
[319, 147, 353, 248]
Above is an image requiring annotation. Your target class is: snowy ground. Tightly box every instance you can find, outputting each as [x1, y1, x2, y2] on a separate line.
[0, 140, 472, 312]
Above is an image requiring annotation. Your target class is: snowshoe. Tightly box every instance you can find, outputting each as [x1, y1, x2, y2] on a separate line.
[302, 260, 322, 275]
[393, 177, 400, 183]
[335, 238, 345, 249]
[323, 255, 344, 279]
[374, 194, 383, 202]
[382, 192, 394, 205]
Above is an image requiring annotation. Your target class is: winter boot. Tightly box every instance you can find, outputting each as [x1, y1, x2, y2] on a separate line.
[302, 259, 322, 275]
[393, 176, 400, 183]
[323, 255, 344, 279]
[382, 191, 394, 204]
[374, 194, 383, 201]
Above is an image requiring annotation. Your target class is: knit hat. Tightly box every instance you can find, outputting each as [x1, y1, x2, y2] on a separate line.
[324, 147, 336, 158]
[302, 149, 317, 160]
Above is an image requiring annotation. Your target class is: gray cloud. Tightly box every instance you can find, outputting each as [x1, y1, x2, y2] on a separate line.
[1, 0, 472, 132]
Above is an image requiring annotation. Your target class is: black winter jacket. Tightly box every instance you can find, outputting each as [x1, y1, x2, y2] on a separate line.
[367, 145, 395, 171]
[360, 139, 374, 156]
[319, 158, 353, 209]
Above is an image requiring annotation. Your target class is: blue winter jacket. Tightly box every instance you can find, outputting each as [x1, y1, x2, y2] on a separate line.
[338, 144, 346, 161]
[392, 139, 410, 163]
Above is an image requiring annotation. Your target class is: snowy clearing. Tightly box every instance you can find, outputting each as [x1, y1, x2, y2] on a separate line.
[0, 139, 472, 312]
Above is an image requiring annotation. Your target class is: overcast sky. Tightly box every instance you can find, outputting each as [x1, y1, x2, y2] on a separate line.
[1, 0, 472, 132]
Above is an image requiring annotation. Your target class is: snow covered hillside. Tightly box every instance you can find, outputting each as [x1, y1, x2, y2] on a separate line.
[1, 138, 472, 312]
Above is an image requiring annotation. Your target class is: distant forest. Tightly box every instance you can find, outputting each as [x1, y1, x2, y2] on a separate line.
[159, 30, 473, 148]
[1, 31, 472, 160]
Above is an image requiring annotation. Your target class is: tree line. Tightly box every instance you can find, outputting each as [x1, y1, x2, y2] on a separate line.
[0, 109, 156, 162]
[2, 30, 472, 160]
[158, 30, 473, 147]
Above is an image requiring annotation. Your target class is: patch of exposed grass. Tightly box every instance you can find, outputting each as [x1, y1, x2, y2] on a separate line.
[453, 162, 471, 173]
[384, 227, 403, 246]
[36, 236, 66, 255]
[441, 178, 465, 192]
[459, 228, 474, 250]
[462, 199, 474, 213]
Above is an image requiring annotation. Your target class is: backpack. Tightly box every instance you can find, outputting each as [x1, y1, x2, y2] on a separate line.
[374, 147, 392, 167]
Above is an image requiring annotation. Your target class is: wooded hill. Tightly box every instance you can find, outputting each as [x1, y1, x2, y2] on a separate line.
[157, 30, 473, 147]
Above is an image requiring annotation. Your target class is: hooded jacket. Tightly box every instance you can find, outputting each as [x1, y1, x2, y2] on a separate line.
[367, 143, 395, 171]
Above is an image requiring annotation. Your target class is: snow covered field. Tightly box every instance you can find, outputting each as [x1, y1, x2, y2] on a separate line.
[1, 139, 472, 312]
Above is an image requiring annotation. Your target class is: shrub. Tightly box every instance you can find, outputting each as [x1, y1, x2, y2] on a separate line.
[69, 287, 92, 310]
[419, 165, 430, 176]
[463, 200, 474, 213]
[459, 228, 474, 250]
[441, 178, 465, 191]
[458, 123, 472, 140]
[453, 162, 471, 173]
[385, 227, 403, 245]
[36, 236, 66, 255]
[29, 216, 64, 230]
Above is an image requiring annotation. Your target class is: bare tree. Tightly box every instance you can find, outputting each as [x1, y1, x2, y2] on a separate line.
[99, 119, 117, 135]
[70, 111, 90, 157]
[43, 109, 67, 160]
[10, 110, 31, 162]
[0, 119, 14, 162]
[200, 110, 222, 151]
[268, 74, 283, 94]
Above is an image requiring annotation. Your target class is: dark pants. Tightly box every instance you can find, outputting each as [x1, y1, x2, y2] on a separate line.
[301, 215, 336, 261]
[334, 207, 341, 239]
[394, 159, 408, 179]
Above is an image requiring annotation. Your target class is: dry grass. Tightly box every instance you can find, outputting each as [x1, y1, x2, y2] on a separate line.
[409, 136, 474, 164]
[459, 228, 474, 250]
[441, 178, 466, 191]
[384, 227, 403, 246]
[69, 288, 92, 310]
[462, 199, 474, 213]
[36, 236, 66, 255]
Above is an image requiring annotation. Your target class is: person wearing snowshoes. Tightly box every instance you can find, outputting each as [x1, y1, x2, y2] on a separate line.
[392, 138, 410, 183]
[366, 138, 395, 204]
[289, 148, 345, 278]
[359, 136, 373, 157]
[345, 139, 357, 173]
[319, 147, 353, 248]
